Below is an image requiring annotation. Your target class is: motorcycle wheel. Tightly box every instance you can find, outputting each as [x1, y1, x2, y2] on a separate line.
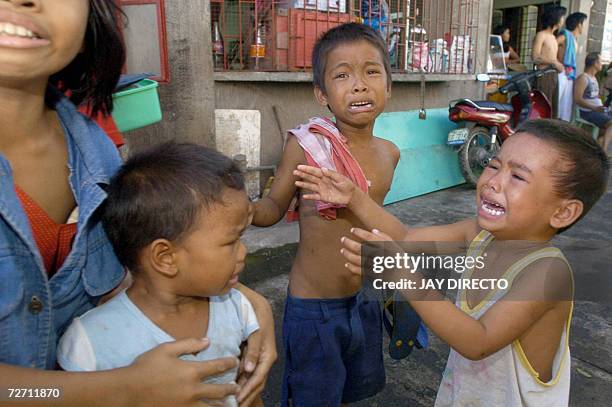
[459, 127, 500, 187]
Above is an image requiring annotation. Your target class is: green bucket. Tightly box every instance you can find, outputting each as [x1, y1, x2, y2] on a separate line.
[111, 79, 162, 132]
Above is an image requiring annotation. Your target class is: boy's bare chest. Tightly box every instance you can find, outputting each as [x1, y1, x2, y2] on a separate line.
[349, 145, 396, 201]
[542, 36, 558, 55]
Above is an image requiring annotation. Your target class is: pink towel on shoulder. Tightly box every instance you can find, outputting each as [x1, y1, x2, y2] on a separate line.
[286, 117, 369, 222]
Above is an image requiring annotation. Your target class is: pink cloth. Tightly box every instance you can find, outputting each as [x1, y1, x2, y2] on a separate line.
[286, 117, 369, 221]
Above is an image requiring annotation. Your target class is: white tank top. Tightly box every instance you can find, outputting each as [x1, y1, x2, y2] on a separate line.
[435, 230, 573, 407]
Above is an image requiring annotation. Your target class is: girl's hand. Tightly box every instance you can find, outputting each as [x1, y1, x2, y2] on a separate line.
[126, 338, 239, 406]
[293, 165, 356, 205]
[340, 228, 394, 275]
[235, 294, 276, 406]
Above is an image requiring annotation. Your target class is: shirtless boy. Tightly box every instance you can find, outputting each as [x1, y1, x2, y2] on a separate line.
[532, 6, 567, 117]
[252, 23, 399, 406]
[295, 119, 609, 405]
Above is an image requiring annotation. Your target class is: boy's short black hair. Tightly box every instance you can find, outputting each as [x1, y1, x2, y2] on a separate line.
[585, 52, 601, 68]
[47, 0, 126, 116]
[542, 6, 567, 30]
[515, 120, 609, 233]
[102, 142, 245, 272]
[312, 22, 391, 94]
[565, 12, 587, 31]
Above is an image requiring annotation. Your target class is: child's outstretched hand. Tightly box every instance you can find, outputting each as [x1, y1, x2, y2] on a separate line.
[340, 228, 394, 275]
[293, 165, 356, 205]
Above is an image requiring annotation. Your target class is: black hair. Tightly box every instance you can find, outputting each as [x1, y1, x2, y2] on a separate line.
[565, 12, 587, 31]
[312, 22, 391, 95]
[515, 120, 609, 233]
[47, 0, 126, 116]
[493, 25, 511, 52]
[101, 142, 245, 272]
[493, 25, 510, 37]
[585, 52, 601, 69]
[541, 6, 567, 30]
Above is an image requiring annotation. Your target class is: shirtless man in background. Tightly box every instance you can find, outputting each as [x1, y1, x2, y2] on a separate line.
[532, 6, 566, 118]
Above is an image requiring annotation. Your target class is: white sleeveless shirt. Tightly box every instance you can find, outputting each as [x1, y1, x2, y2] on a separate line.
[435, 231, 573, 407]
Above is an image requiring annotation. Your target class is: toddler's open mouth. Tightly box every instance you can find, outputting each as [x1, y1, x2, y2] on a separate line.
[480, 198, 506, 218]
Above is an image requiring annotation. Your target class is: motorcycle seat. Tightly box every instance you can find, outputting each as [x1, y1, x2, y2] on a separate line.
[456, 100, 514, 112]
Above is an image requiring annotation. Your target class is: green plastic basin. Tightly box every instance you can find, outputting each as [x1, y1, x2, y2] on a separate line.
[111, 79, 162, 132]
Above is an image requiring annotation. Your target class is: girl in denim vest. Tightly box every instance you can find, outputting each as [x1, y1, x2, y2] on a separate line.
[0, 1, 274, 405]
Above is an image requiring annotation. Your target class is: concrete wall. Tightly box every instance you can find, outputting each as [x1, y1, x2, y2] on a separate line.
[123, 0, 491, 168]
[124, 0, 217, 152]
[214, 0, 492, 169]
[214, 79, 484, 168]
[588, 0, 609, 54]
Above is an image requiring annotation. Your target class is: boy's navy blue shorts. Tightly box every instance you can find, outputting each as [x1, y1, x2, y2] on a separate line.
[281, 290, 385, 407]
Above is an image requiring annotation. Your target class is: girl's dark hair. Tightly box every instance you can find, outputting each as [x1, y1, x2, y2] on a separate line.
[312, 23, 392, 94]
[493, 25, 510, 52]
[515, 120, 609, 233]
[493, 25, 509, 37]
[47, 0, 126, 116]
[102, 142, 245, 272]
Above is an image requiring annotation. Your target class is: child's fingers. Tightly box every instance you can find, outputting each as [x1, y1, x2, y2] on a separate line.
[162, 337, 210, 357]
[293, 169, 322, 183]
[242, 331, 262, 374]
[294, 180, 320, 192]
[194, 382, 240, 402]
[301, 193, 321, 201]
[193, 357, 239, 379]
[340, 236, 362, 255]
[344, 262, 362, 275]
[371, 229, 393, 241]
[340, 247, 362, 266]
[296, 165, 323, 177]
[320, 167, 344, 181]
[350, 227, 380, 242]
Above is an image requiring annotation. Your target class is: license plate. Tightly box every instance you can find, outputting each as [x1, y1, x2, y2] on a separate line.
[447, 128, 469, 145]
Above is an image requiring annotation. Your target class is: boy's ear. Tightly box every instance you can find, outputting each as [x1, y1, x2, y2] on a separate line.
[148, 239, 180, 278]
[314, 86, 329, 107]
[550, 199, 584, 230]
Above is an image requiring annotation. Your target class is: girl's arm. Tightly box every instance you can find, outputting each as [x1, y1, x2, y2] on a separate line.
[0, 339, 238, 406]
[252, 136, 305, 226]
[294, 165, 473, 243]
[342, 228, 572, 361]
[508, 46, 520, 63]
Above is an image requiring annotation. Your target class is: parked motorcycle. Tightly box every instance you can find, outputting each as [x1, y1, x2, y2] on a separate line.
[447, 66, 557, 186]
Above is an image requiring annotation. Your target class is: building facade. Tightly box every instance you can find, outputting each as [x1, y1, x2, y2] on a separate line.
[117, 0, 601, 195]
